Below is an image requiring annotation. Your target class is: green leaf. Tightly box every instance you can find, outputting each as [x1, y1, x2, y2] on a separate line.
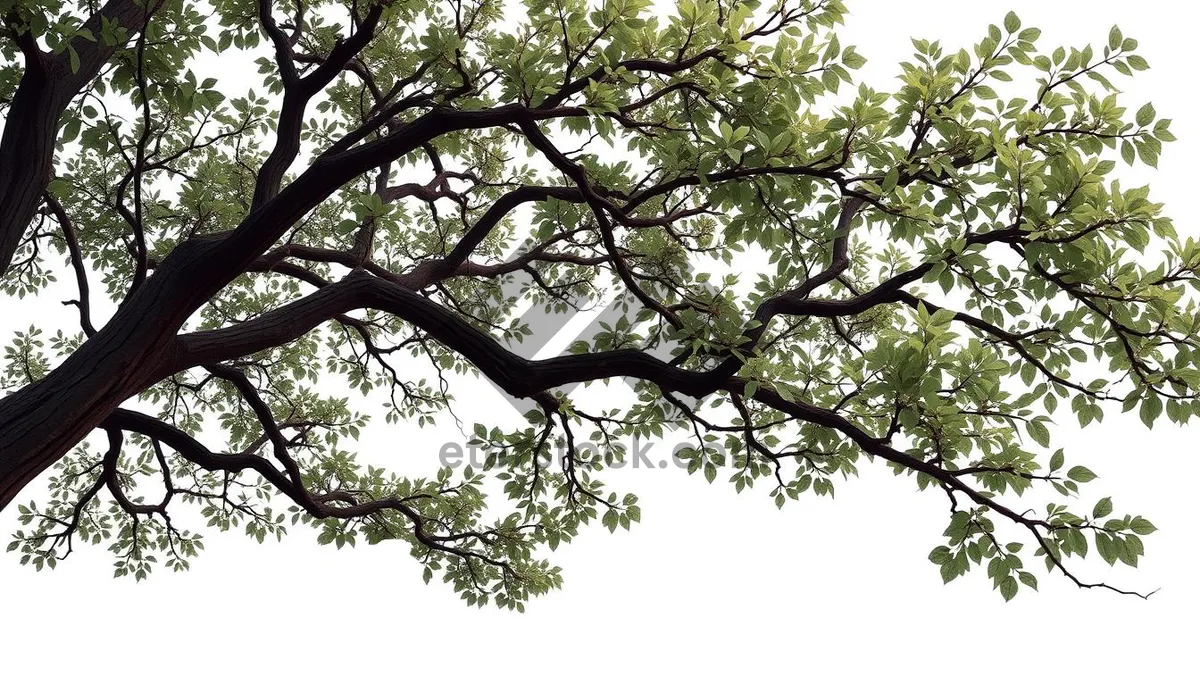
[1092, 497, 1113, 519]
[1018, 571, 1038, 591]
[1027, 421, 1050, 448]
[602, 509, 618, 532]
[882, 167, 899, 193]
[939, 562, 958, 584]
[1129, 517, 1157, 535]
[1067, 466, 1097, 483]
[1096, 534, 1118, 565]
[1048, 449, 1065, 472]
[999, 576, 1018, 601]
[1136, 102, 1156, 128]
[1003, 12, 1021, 34]
[1121, 140, 1136, 165]
[1108, 25, 1123, 51]
[928, 546, 952, 564]
[1139, 394, 1162, 428]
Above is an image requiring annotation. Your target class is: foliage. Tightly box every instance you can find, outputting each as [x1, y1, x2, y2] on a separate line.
[0, 0, 1190, 607]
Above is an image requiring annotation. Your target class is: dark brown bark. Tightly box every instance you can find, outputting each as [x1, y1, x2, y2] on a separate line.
[0, 237, 214, 509]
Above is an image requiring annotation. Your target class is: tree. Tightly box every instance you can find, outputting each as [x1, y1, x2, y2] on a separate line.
[0, 0, 1189, 608]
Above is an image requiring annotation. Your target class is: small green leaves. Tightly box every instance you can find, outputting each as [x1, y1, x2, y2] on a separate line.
[1, 0, 1182, 609]
[1094, 530, 1145, 567]
[930, 545, 969, 584]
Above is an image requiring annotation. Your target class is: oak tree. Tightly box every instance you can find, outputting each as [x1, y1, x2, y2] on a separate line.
[0, 0, 1190, 607]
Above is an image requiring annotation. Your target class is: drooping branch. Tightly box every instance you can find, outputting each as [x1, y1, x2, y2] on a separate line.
[166, 268, 1010, 501]
[100, 408, 519, 572]
[166, 265, 1149, 596]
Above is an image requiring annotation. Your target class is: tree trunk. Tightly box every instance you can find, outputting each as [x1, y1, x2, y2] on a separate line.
[0, 238, 219, 509]
[0, 59, 66, 274]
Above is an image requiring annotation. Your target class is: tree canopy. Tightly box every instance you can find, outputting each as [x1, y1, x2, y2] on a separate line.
[0, 0, 1191, 608]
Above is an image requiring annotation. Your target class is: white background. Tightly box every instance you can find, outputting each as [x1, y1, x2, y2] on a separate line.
[2, 1, 1198, 683]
